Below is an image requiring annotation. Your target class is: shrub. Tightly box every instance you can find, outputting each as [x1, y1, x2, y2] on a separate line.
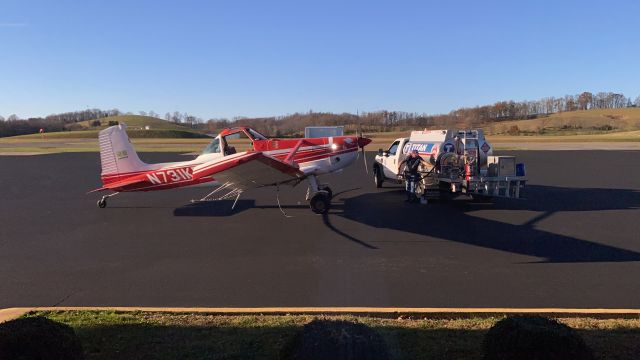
[280, 319, 390, 360]
[507, 125, 520, 135]
[591, 124, 615, 131]
[107, 120, 119, 126]
[90, 120, 101, 127]
[483, 316, 593, 360]
[0, 316, 84, 360]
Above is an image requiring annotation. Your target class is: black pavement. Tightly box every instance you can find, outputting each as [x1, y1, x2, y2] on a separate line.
[1, 151, 639, 308]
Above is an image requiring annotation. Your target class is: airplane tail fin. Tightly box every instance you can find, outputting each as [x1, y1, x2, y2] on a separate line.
[98, 123, 147, 185]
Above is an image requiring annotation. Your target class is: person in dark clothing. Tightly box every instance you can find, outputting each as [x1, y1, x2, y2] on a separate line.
[398, 149, 428, 202]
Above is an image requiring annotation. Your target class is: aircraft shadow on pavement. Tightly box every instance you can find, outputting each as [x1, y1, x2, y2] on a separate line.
[331, 185, 640, 263]
[173, 200, 255, 217]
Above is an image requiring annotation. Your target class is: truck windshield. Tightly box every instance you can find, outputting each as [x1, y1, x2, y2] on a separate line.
[388, 141, 399, 155]
[201, 137, 221, 154]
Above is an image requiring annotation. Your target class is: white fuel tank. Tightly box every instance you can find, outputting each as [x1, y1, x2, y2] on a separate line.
[402, 129, 493, 174]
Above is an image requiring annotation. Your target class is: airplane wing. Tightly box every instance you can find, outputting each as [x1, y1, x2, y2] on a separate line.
[192, 152, 305, 190]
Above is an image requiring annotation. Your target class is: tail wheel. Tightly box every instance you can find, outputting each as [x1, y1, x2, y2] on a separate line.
[97, 198, 107, 208]
[310, 192, 330, 214]
[373, 167, 384, 188]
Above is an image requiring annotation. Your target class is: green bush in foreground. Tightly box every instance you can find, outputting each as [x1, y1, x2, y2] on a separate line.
[0, 316, 84, 360]
[483, 316, 593, 360]
[281, 319, 391, 360]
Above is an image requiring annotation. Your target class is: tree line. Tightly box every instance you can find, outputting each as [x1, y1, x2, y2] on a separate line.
[1, 91, 639, 137]
[203, 91, 640, 135]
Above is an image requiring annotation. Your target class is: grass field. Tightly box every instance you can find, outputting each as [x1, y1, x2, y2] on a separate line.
[2, 108, 640, 154]
[363, 130, 640, 149]
[23, 311, 640, 360]
[1, 130, 639, 154]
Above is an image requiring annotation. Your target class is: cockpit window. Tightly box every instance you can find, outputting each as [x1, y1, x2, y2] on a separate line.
[201, 137, 221, 154]
[223, 132, 252, 153]
[248, 128, 268, 140]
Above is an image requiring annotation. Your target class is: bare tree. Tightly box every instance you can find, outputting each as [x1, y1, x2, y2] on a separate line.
[577, 92, 593, 110]
[138, 111, 147, 116]
[164, 112, 171, 121]
[171, 111, 182, 123]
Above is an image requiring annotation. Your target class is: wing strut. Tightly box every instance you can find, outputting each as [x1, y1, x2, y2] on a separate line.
[284, 139, 313, 165]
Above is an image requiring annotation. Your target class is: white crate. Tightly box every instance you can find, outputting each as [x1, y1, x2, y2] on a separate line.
[487, 156, 516, 177]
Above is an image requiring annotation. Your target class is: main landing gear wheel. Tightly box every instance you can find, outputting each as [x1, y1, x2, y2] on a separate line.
[373, 167, 383, 188]
[309, 192, 330, 214]
[319, 186, 333, 199]
[97, 198, 107, 208]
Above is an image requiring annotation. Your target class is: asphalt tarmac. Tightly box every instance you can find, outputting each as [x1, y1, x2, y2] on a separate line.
[1, 151, 639, 308]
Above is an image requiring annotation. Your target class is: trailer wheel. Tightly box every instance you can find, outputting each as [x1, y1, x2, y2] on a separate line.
[373, 167, 384, 188]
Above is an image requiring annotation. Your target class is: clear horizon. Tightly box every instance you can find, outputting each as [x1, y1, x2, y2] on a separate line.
[1, 0, 639, 120]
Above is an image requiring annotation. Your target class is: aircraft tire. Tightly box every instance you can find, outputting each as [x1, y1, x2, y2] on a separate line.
[310, 192, 330, 214]
[97, 199, 107, 208]
[319, 186, 333, 199]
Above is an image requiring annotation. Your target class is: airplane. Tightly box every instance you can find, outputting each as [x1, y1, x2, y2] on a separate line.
[90, 124, 371, 214]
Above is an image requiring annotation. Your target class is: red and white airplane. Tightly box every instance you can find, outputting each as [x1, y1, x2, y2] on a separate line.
[90, 124, 371, 213]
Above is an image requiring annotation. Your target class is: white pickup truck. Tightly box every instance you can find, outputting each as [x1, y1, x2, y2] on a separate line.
[372, 129, 526, 202]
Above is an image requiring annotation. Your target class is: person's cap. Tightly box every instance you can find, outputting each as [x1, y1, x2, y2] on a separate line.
[411, 149, 419, 154]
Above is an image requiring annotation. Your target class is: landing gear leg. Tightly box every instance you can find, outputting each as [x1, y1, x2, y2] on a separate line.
[307, 175, 331, 214]
[97, 192, 119, 208]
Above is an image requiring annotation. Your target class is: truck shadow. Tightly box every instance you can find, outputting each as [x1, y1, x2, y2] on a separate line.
[171, 184, 640, 263]
[331, 185, 640, 263]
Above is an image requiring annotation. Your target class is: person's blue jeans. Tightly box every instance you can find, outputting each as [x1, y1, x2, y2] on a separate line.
[405, 174, 419, 199]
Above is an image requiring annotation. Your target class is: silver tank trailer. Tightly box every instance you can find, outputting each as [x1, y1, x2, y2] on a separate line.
[401, 129, 493, 176]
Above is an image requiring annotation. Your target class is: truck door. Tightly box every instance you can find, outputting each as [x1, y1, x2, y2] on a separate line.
[382, 140, 400, 178]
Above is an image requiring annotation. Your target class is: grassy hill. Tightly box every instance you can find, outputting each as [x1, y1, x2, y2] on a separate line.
[11, 115, 212, 139]
[486, 108, 640, 135]
[10, 129, 210, 139]
[68, 115, 197, 131]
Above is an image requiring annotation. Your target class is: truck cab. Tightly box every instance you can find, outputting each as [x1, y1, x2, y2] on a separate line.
[374, 137, 410, 184]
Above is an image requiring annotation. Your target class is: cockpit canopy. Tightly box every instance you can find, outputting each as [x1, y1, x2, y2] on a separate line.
[201, 127, 268, 155]
[201, 136, 221, 155]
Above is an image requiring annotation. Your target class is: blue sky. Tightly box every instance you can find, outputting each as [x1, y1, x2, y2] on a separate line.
[1, 0, 639, 119]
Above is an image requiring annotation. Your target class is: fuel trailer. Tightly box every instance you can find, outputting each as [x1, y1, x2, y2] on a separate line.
[372, 129, 526, 203]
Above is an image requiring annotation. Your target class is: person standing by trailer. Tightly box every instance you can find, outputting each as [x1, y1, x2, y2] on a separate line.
[398, 149, 428, 202]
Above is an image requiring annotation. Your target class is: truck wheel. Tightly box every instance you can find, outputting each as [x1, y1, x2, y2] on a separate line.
[373, 167, 384, 188]
[310, 192, 330, 214]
